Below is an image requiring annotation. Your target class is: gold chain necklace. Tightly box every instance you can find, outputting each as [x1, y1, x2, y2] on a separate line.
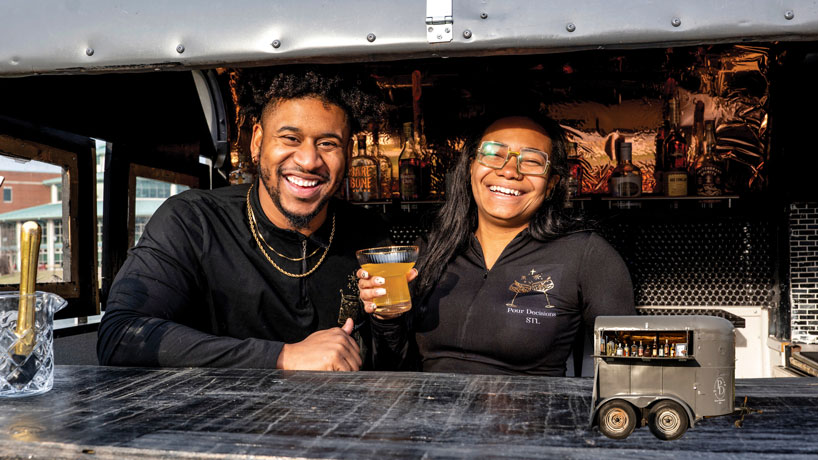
[246, 184, 335, 278]
[249, 209, 321, 261]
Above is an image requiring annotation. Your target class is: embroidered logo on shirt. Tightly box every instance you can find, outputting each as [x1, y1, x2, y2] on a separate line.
[506, 269, 555, 308]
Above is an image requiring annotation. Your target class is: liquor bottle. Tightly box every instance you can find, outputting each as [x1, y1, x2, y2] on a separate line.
[652, 339, 658, 357]
[623, 341, 629, 357]
[600, 335, 606, 355]
[658, 341, 664, 357]
[663, 96, 688, 197]
[670, 346, 676, 357]
[654, 78, 674, 195]
[638, 340, 644, 357]
[688, 100, 706, 176]
[228, 149, 254, 185]
[418, 120, 433, 200]
[370, 124, 393, 200]
[348, 134, 379, 202]
[609, 141, 642, 198]
[654, 119, 669, 194]
[616, 341, 624, 356]
[695, 120, 724, 197]
[631, 342, 637, 357]
[399, 122, 421, 201]
[566, 142, 583, 207]
[664, 339, 670, 357]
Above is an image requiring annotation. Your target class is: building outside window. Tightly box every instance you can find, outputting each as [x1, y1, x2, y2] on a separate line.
[0, 149, 190, 284]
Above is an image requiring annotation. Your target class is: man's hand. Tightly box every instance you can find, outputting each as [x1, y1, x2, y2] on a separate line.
[357, 268, 418, 319]
[276, 318, 362, 371]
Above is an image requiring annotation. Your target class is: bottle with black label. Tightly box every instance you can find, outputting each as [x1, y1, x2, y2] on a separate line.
[398, 122, 421, 201]
[348, 134, 379, 201]
[664, 96, 688, 197]
[695, 120, 724, 197]
[609, 141, 642, 198]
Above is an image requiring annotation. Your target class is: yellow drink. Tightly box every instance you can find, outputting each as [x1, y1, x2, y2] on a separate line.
[361, 262, 415, 315]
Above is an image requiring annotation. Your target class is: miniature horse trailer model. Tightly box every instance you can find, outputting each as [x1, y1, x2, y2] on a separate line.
[592, 315, 736, 440]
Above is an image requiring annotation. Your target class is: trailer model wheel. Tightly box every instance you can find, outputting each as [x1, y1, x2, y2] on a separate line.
[597, 400, 637, 440]
[648, 400, 689, 441]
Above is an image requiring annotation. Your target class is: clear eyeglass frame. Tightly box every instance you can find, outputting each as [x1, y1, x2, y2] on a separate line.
[476, 141, 551, 176]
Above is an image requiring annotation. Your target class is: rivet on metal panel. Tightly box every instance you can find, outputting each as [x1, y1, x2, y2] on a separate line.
[480, 12, 488, 19]
[176, 44, 185, 54]
[671, 17, 682, 27]
[566, 23, 576, 33]
[428, 26, 434, 33]
[271, 40, 281, 49]
[444, 27, 450, 33]
[367, 33, 376, 42]
[463, 29, 472, 39]
[785, 10, 795, 20]
[85, 48, 94, 56]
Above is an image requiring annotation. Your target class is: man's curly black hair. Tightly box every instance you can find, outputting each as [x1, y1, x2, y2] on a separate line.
[236, 66, 388, 136]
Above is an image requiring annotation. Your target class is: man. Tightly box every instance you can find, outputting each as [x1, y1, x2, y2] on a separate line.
[97, 69, 390, 371]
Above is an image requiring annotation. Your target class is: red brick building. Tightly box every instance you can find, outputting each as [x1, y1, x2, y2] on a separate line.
[0, 170, 59, 213]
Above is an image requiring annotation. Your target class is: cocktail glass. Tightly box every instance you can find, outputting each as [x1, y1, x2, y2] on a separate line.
[356, 245, 419, 315]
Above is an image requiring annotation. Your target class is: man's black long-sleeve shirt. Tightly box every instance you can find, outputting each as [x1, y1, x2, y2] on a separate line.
[97, 183, 390, 368]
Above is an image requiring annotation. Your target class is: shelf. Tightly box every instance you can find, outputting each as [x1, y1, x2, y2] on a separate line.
[594, 355, 692, 361]
[599, 195, 739, 201]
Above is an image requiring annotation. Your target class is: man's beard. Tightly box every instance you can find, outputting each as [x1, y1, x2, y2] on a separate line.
[259, 162, 334, 230]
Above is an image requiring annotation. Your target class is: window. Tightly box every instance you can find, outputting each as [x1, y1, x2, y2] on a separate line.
[0, 154, 68, 285]
[53, 219, 63, 269]
[134, 216, 149, 244]
[97, 218, 103, 265]
[129, 169, 192, 248]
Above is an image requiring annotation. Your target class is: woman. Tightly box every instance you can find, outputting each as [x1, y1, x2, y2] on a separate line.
[359, 111, 635, 376]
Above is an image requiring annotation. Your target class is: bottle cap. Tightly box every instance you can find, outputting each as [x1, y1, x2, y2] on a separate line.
[618, 142, 632, 163]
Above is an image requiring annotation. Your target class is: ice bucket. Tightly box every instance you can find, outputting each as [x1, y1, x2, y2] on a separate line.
[0, 291, 67, 397]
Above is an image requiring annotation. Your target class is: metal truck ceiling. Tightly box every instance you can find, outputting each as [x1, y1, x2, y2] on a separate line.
[1, 0, 818, 76]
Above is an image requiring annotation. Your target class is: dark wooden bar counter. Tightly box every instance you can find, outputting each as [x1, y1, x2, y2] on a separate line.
[1, 366, 816, 459]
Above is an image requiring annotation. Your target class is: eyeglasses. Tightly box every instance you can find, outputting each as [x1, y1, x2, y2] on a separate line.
[476, 141, 551, 176]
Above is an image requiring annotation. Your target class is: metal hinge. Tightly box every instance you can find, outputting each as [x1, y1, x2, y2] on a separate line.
[426, 0, 453, 43]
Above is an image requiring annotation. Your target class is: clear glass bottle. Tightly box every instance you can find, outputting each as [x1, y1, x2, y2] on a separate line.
[417, 120, 435, 200]
[664, 96, 689, 197]
[348, 134, 379, 202]
[399, 122, 421, 201]
[695, 120, 725, 197]
[370, 124, 393, 200]
[688, 100, 706, 172]
[609, 141, 642, 198]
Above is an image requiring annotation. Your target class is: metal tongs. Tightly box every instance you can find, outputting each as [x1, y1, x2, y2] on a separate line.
[9, 221, 41, 385]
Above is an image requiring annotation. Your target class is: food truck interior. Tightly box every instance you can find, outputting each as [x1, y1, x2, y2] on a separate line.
[1, 4, 817, 379]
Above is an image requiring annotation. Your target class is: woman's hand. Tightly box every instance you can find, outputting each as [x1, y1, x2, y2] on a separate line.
[357, 268, 418, 320]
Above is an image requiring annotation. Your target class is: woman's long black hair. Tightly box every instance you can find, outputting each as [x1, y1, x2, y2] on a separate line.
[412, 109, 589, 304]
